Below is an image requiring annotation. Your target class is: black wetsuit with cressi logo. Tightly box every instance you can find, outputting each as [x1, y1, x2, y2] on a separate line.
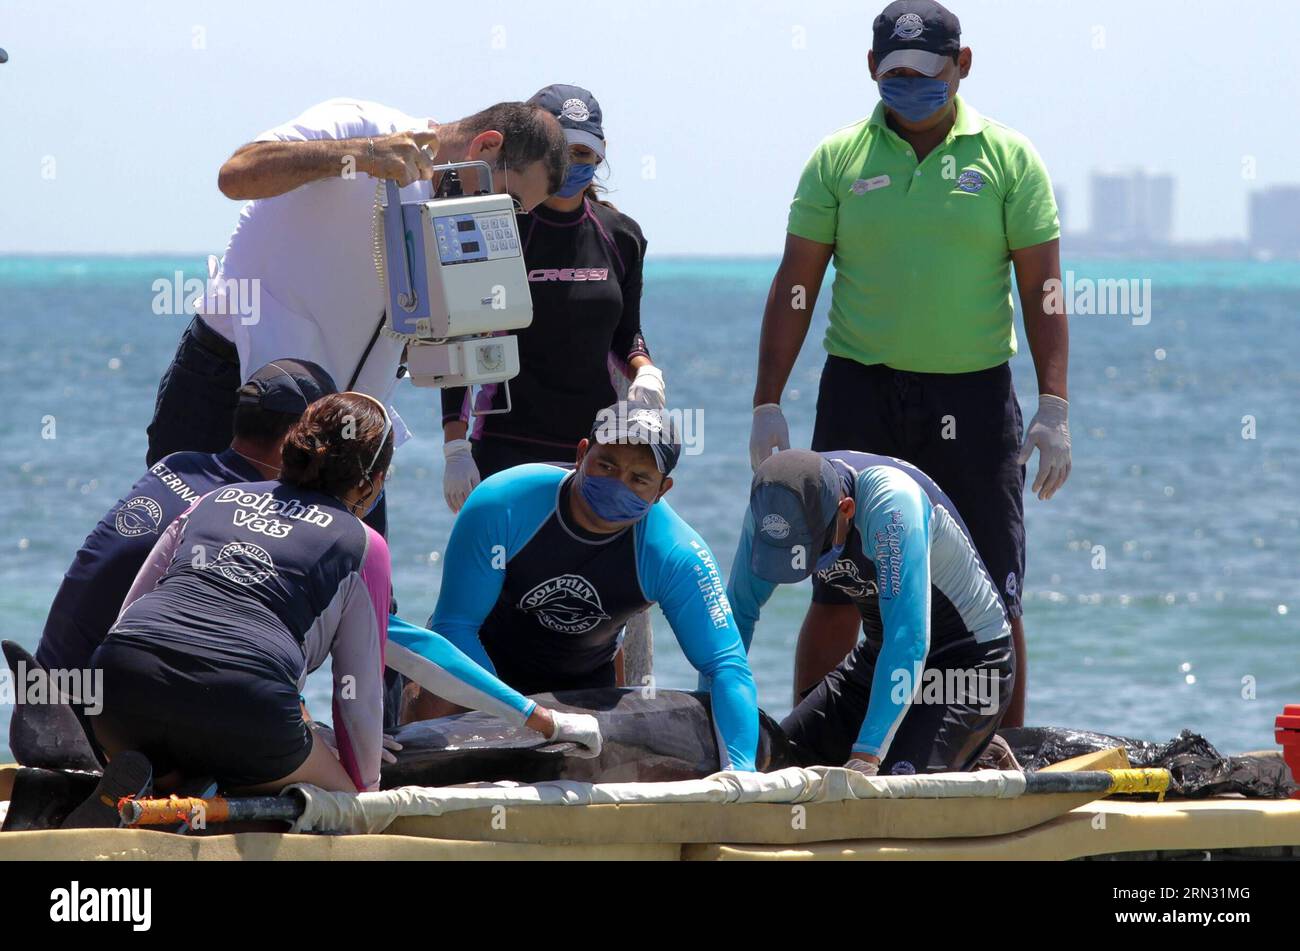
[440, 198, 650, 474]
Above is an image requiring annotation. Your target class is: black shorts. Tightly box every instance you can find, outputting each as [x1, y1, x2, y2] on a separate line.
[811, 356, 1026, 619]
[780, 636, 1014, 773]
[471, 435, 575, 481]
[89, 636, 312, 789]
[145, 317, 242, 468]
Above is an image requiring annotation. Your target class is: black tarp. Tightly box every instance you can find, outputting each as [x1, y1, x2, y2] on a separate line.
[999, 726, 1298, 799]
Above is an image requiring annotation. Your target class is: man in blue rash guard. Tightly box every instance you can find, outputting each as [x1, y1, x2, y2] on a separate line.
[409, 402, 760, 772]
[728, 449, 1013, 776]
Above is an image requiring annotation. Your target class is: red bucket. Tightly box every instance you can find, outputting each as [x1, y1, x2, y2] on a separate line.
[1276, 704, 1300, 799]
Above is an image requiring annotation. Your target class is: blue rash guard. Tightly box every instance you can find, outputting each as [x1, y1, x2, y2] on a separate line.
[728, 451, 1009, 761]
[37, 449, 263, 673]
[383, 614, 536, 724]
[426, 463, 759, 772]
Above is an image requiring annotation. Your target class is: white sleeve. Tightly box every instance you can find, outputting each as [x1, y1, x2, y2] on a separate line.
[328, 575, 386, 793]
[254, 98, 428, 143]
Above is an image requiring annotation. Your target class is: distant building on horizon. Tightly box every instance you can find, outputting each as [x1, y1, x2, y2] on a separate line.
[1088, 169, 1174, 246]
[1249, 186, 1300, 258]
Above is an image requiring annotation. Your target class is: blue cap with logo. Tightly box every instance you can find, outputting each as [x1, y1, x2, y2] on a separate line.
[529, 83, 606, 160]
[748, 450, 844, 584]
[872, 0, 961, 77]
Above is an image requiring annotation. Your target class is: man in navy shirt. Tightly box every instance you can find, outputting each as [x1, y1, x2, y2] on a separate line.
[32, 359, 335, 704]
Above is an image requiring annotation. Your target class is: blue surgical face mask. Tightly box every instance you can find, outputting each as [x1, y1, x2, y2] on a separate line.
[816, 540, 845, 573]
[578, 472, 652, 523]
[556, 161, 597, 198]
[878, 76, 950, 122]
[815, 513, 847, 573]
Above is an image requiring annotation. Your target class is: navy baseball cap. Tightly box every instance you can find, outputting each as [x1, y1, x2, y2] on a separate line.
[529, 84, 605, 159]
[749, 450, 844, 584]
[873, 0, 961, 77]
[590, 402, 681, 475]
[238, 359, 337, 415]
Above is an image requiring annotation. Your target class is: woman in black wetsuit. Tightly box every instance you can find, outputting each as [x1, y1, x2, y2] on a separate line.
[440, 83, 666, 511]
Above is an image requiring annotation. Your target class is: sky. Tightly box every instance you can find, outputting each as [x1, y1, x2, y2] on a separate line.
[2, 0, 1296, 255]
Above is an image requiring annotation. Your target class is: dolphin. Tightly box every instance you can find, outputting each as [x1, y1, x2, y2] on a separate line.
[382, 687, 796, 789]
[2, 640, 103, 773]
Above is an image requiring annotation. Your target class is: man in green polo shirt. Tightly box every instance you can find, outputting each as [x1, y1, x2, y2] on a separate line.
[748, 0, 1069, 729]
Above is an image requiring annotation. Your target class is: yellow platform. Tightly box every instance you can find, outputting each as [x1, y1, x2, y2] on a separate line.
[3, 758, 1298, 861]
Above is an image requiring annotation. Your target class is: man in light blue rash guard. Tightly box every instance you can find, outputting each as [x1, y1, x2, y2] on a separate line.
[729, 449, 1013, 776]
[412, 402, 760, 772]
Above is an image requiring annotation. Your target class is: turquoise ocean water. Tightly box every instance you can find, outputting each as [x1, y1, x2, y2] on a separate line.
[1, 255, 1297, 758]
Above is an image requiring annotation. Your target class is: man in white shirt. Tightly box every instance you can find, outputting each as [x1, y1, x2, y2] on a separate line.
[145, 97, 568, 538]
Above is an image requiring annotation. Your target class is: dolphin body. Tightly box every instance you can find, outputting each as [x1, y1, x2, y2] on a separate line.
[382, 688, 796, 789]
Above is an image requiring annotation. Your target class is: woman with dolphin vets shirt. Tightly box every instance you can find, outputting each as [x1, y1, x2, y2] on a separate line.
[440, 84, 666, 511]
[71, 393, 599, 825]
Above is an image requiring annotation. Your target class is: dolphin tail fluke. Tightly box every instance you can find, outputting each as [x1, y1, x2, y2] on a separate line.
[1, 767, 101, 831]
[3, 640, 103, 772]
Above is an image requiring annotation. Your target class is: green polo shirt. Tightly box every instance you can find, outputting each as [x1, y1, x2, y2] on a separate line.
[788, 95, 1059, 374]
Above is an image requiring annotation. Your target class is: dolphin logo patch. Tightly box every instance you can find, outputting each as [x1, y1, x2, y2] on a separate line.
[520, 574, 611, 634]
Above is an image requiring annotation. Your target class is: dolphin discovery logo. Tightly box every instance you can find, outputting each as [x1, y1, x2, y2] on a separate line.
[891, 12, 925, 40]
[115, 497, 164, 538]
[208, 541, 277, 586]
[815, 557, 879, 600]
[760, 514, 791, 540]
[520, 574, 611, 634]
[560, 97, 590, 122]
[956, 169, 986, 193]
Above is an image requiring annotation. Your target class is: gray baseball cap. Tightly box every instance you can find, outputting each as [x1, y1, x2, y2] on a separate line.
[589, 402, 681, 475]
[748, 450, 843, 584]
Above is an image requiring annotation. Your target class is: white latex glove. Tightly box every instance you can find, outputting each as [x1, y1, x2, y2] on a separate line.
[626, 365, 666, 409]
[1016, 395, 1072, 501]
[749, 403, 791, 471]
[443, 438, 481, 513]
[546, 710, 603, 759]
[845, 757, 880, 777]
